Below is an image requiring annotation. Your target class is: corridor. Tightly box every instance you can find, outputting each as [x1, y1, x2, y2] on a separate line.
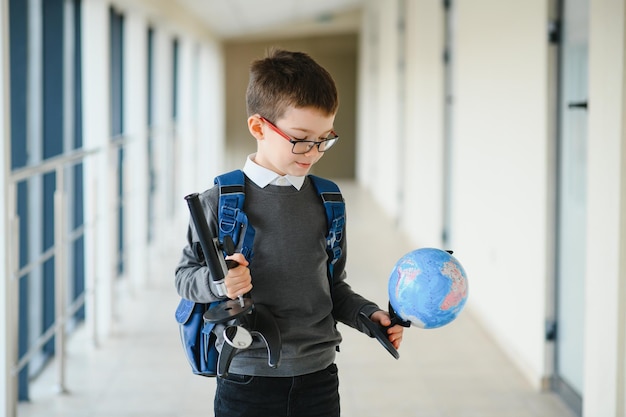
[16, 182, 576, 417]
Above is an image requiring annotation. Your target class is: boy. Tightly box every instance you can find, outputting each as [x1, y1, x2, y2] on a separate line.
[175, 49, 404, 417]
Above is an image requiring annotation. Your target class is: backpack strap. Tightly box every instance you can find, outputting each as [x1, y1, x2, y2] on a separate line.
[214, 171, 345, 282]
[214, 170, 255, 259]
[308, 175, 345, 283]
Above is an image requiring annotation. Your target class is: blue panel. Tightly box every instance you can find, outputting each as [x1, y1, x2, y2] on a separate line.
[147, 28, 154, 125]
[42, 0, 64, 159]
[110, 8, 125, 273]
[9, 0, 30, 400]
[9, 0, 28, 170]
[117, 147, 125, 274]
[147, 27, 155, 242]
[73, 164, 85, 319]
[110, 8, 124, 135]
[42, 173, 56, 354]
[17, 182, 30, 401]
[73, 0, 83, 149]
[72, 0, 85, 318]
[73, 236, 86, 320]
[41, 0, 64, 356]
[172, 38, 179, 119]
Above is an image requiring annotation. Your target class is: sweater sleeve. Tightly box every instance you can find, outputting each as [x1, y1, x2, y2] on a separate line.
[330, 222, 382, 336]
[174, 188, 226, 303]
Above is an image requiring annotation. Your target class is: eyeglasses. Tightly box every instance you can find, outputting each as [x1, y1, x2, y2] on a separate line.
[259, 116, 339, 154]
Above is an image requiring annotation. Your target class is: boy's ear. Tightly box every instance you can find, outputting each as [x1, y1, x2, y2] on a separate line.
[248, 115, 265, 140]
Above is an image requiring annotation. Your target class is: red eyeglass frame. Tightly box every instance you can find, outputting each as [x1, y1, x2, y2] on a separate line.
[259, 116, 339, 154]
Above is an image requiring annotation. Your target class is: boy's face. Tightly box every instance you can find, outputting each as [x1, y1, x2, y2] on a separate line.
[248, 106, 336, 177]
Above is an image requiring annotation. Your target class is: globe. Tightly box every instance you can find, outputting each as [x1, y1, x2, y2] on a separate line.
[388, 248, 469, 329]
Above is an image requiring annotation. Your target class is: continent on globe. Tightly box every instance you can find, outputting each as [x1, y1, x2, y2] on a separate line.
[388, 248, 468, 329]
[440, 260, 467, 310]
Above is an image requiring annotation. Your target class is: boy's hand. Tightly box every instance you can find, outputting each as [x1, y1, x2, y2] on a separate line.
[224, 253, 252, 300]
[370, 310, 404, 349]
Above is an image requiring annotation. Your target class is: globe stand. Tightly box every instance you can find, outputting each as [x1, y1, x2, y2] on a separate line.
[357, 302, 411, 359]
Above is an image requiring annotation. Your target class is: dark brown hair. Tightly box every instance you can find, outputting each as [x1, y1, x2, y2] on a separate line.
[246, 48, 339, 122]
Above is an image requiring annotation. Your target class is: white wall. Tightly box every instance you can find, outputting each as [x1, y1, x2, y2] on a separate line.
[355, 1, 375, 185]
[371, 0, 401, 218]
[452, 0, 550, 389]
[401, 0, 445, 248]
[358, 0, 551, 390]
[584, 0, 626, 415]
[358, 1, 626, 415]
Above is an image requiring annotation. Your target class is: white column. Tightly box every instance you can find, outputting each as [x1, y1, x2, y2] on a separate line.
[356, 0, 379, 188]
[197, 41, 225, 185]
[1, 0, 16, 414]
[401, 0, 445, 246]
[123, 11, 149, 291]
[175, 36, 195, 218]
[151, 28, 173, 248]
[26, 0, 44, 370]
[82, 0, 113, 342]
[372, 0, 401, 218]
[584, 0, 626, 415]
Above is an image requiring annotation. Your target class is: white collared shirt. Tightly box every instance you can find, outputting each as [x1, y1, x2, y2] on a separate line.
[243, 154, 306, 190]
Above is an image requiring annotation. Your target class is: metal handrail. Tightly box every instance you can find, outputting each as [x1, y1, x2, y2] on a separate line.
[8, 132, 127, 189]
[9, 146, 99, 182]
[15, 246, 55, 279]
[7, 138, 129, 398]
[4, 120, 180, 417]
[8, 147, 97, 391]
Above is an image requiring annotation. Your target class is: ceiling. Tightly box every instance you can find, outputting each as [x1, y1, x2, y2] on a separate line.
[174, 0, 365, 41]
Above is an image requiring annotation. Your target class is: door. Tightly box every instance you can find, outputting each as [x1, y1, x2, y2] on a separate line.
[554, 0, 588, 413]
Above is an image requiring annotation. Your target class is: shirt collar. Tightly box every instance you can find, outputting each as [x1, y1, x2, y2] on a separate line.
[243, 154, 306, 190]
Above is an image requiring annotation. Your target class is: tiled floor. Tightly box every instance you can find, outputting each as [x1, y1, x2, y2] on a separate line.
[17, 181, 577, 417]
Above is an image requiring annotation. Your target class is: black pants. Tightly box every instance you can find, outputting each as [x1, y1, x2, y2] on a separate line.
[214, 364, 340, 417]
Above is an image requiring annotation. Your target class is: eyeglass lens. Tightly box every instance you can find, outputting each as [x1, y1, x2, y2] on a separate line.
[292, 137, 338, 154]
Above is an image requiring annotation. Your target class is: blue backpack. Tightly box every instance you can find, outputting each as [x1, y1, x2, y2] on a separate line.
[175, 170, 345, 376]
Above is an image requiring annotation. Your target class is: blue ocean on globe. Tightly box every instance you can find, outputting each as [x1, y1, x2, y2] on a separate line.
[388, 248, 469, 329]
